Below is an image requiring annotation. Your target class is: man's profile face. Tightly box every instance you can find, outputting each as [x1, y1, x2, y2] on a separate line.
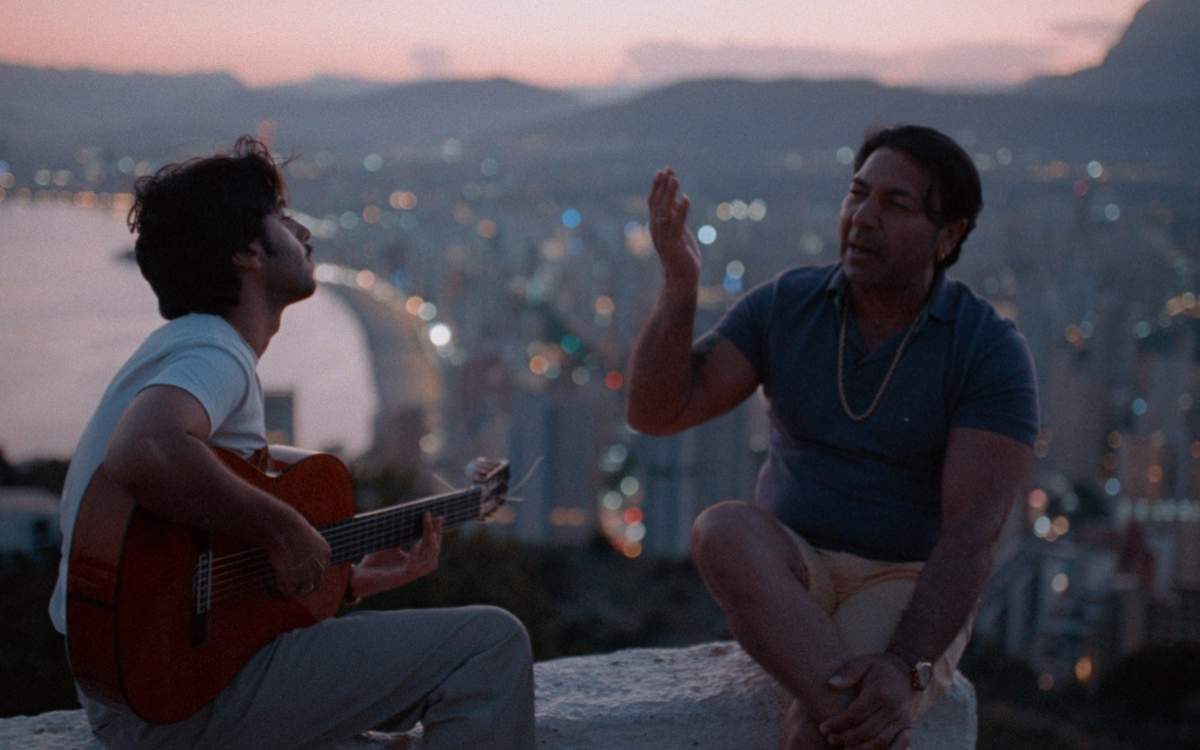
[838, 147, 947, 296]
[257, 209, 317, 306]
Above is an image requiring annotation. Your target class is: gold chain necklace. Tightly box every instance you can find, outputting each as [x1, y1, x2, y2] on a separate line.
[837, 294, 926, 422]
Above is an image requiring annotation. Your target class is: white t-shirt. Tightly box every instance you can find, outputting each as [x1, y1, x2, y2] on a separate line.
[49, 314, 265, 634]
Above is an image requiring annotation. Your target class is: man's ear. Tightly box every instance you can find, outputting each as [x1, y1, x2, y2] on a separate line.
[935, 219, 969, 263]
[231, 241, 265, 272]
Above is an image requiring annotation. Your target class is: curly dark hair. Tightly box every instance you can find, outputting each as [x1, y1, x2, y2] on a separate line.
[854, 125, 982, 270]
[128, 137, 287, 319]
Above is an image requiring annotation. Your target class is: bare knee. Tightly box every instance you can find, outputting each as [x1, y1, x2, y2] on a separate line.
[691, 501, 792, 568]
[691, 501, 808, 594]
[691, 501, 756, 563]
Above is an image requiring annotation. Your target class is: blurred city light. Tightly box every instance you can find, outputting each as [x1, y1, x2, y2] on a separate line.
[429, 323, 452, 347]
[390, 190, 417, 210]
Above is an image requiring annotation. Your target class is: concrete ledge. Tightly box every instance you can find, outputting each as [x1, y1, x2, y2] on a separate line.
[0, 709, 399, 749]
[534, 642, 976, 750]
[0, 642, 976, 749]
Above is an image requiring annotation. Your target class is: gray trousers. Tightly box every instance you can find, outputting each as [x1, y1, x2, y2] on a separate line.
[80, 606, 535, 749]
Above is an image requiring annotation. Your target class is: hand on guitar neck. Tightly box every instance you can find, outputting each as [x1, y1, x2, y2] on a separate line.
[345, 512, 444, 604]
[246, 445, 446, 601]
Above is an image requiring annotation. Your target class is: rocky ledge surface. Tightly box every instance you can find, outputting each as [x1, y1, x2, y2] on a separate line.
[0, 641, 975, 749]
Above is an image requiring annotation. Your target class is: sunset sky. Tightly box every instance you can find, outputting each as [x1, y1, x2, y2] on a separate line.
[1, 0, 1145, 89]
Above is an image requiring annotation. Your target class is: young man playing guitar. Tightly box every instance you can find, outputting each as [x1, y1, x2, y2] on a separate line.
[49, 138, 535, 749]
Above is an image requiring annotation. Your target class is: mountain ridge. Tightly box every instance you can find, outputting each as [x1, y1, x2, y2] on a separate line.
[0, 0, 1196, 168]
[1024, 0, 1200, 102]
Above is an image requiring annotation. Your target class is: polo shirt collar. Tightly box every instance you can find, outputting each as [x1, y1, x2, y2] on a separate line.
[826, 264, 957, 322]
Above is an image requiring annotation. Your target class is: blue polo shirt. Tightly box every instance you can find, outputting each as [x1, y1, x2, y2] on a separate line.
[715, 263, 1038, 562]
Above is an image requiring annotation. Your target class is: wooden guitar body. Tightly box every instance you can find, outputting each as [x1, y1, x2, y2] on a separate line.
[66, 450, 354, 725]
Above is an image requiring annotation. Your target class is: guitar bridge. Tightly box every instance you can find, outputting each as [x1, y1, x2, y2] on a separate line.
[191, 533, 211, 647]
[194, 551, 212, 615]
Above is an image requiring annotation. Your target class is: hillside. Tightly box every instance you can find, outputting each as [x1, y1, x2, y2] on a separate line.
[1025, 0, 1200, 102]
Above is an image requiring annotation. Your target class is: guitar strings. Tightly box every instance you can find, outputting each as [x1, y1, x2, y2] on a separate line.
[204, 503, 488, 606]
[206, 505, 483, 605]
[205, 495, 481, 580]
[201, 492, 494, 606]
[197, 462, 507, 583]
[202, 489, 480, 575]
[200, 479, 500, 597]
[204, 494, 480, 582]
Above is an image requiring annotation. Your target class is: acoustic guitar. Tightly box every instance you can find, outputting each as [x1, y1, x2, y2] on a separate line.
[66, 448, 509, 724]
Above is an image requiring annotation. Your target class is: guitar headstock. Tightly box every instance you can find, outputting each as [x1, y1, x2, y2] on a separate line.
[469, 458, 509, 519]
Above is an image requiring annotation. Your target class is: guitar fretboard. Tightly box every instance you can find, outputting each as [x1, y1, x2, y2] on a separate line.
[318, 488, 484, 564]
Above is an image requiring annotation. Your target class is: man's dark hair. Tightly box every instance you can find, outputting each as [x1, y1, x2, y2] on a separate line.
[128, 137, 287, 319]
[854, 125, 982, 270]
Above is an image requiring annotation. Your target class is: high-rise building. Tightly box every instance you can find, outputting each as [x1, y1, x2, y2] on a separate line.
[506, 386, 614, 544]
[637, 397, 765, 558]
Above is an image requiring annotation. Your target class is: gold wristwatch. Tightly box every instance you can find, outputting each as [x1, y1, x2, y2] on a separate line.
[886, 646, 933, 691]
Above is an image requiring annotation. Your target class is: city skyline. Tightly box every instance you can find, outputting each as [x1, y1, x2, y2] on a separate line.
[2, 0, 1142, 89]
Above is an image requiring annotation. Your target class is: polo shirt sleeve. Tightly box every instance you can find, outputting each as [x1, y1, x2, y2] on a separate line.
[950, 321, 1040, 446]
[713, 278, 776, 381]
[144, 345, 253, 439]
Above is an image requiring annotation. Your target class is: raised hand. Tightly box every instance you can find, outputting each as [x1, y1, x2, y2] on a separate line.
[819, 654, 916, 749]
[648, 168, 702, 289]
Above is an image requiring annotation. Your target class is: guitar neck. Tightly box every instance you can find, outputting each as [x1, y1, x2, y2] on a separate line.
[318, 488, 483, 565]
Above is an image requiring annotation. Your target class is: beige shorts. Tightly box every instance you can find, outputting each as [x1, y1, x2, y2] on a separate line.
[781, 525, 973, 716]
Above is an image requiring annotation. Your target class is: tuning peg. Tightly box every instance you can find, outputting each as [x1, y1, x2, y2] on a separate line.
[466, 457, 501, 482]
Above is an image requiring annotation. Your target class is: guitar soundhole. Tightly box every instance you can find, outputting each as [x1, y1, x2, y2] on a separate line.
[191, 531, 211, 648]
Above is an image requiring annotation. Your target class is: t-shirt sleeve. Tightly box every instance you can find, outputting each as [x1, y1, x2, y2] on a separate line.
[713, 278, 775, 380]
[950, 322, 1040, 446]
[144, 345, 253, 439]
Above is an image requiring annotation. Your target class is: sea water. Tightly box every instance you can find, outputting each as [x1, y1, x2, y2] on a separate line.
[0, 201, 377, 461]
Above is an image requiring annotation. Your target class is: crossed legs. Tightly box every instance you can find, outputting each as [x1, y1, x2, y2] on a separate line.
[694, 501, 973, 749]
[691, 500, 860, 748]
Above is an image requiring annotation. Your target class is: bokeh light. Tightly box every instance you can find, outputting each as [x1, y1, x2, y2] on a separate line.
[429, 323, 452, 347]
[389, 190, 417, 210]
